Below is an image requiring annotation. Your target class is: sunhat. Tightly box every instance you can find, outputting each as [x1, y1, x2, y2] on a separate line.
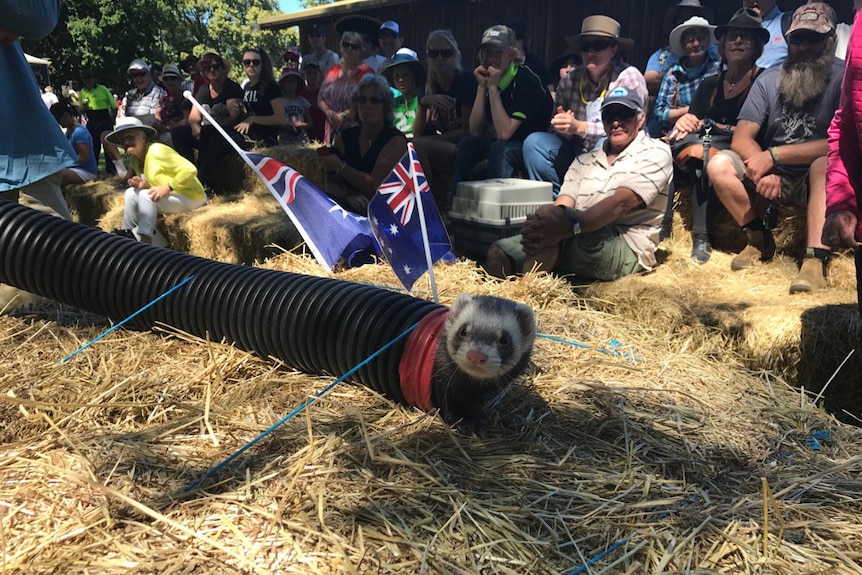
[669, 16, 716, 57]
[105, 117, 156, 145]
[566, 15, 634, 52]
[380, 48, 426, 85]
[714, 8, 770, 45]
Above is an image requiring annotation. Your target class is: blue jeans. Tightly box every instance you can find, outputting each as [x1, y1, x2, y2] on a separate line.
[452, 136, 525, 195]
[523, 132, 584, 198]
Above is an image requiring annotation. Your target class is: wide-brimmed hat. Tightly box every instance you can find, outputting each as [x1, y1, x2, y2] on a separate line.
[380, 48, 426, 85]
[335, 14, 382, 41]
[785, 2, 836, 37]
[669, 16, 716, 57]
[161, 64, 183, 78]
[715, 8, 770, 45]
[663, 0, 714, 35]
[105, 117, 156, 145]
[277, 68, 306, 88]
[566, 16, 634, 53]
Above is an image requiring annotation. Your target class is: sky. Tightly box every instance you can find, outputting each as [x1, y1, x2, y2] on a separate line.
[278, 0, 304, 14]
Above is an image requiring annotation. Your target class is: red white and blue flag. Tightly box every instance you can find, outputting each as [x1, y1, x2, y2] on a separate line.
[246, 152, 378, 270]
[368, 144, 452, 292]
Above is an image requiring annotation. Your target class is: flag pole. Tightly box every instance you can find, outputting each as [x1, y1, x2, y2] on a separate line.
[182, 90, 332, 270]
[407, 143, 439, 304]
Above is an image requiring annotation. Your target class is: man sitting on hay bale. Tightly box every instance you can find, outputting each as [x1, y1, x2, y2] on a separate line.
[483, 86, 672, 281]
[706, 2, 843, 293]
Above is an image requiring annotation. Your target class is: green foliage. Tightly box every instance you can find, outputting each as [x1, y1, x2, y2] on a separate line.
[300, 0, 338, 6]
[22, 0, 298, 94]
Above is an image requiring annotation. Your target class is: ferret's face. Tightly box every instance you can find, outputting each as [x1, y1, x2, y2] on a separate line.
[444, 294, 535, 380]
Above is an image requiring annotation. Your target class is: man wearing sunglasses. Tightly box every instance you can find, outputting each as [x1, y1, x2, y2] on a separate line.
[302, 25, 339, 75]
[707, 2, 843, 293]
[485, 87, 672, 281]
[452, 25, 552, 193]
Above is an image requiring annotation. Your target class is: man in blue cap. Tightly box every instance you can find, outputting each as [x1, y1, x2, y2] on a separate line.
[485, 86, 672, 281]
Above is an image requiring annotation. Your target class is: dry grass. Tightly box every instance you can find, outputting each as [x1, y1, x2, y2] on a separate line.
[3, 228, 862, 573]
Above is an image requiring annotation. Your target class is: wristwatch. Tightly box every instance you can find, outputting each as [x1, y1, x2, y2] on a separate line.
[563, 206, 582, 236]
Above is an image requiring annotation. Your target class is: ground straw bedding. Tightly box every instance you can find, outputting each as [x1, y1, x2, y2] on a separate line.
[2, 241, 862, 574]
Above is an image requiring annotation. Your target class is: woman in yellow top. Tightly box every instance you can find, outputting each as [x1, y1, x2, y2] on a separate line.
[106, 117, 207, 245]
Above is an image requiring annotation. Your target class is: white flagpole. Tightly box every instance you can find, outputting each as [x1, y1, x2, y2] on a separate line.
[407, 142, 439, 304]
[182, 90, 331, 270]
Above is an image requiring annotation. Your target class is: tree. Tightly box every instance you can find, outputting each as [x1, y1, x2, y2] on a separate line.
[22, 0, 297, 94]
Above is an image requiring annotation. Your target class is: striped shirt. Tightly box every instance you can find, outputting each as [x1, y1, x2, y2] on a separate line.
[559, 131, 672, 270]
[651, 52, 720, 135]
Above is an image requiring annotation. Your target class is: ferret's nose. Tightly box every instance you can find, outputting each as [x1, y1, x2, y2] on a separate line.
[466, 350, 488, 366]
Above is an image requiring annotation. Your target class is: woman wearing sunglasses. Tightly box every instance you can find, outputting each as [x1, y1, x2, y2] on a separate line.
[412, 29, 476, 210]
[171, 52, 244, 192]
[320, 74, 406, 214]
[236, 48, 284, 147]
[318, 31, 375, 144]
[522, 15, 647, 198]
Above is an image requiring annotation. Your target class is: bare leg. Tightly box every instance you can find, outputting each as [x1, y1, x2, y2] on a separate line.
[708, 154, 756, 226]
[483, 244, 514, 278]
[807, 156, 828, 250]
[522, 243, 560, 274]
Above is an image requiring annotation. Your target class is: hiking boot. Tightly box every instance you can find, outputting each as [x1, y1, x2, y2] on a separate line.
[690, 235, 712, 265]
[730, 228, 775, 271]
[789, 257, 828, 294]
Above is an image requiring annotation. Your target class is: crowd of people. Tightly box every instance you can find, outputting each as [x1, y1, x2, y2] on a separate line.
[21, 1, 862, 304]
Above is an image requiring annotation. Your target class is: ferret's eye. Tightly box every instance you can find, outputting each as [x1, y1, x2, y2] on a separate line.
[458, 327, 468, 338]
[499, 334, 511, 346]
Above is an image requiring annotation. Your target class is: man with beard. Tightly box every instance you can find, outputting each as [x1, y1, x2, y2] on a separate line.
[707, 2, 843, 293]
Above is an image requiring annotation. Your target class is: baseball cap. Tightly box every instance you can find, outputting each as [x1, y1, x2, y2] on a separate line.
[600, 86, 643, 112]
[481, 25, 517, 50]
[380, 20, 400, 35]
[127, 58, 150, 73]
[786, 2, 836, 36]
[161, 64, 182, 78]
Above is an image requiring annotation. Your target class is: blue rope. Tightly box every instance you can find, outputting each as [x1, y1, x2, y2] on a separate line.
[58, 276, 194, 365]
[175, 319, 423, 498]
[537, 333, 638, 362]
[569, 537, 630, 575]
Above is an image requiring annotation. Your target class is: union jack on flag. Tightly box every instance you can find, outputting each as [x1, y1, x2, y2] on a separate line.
[245, 152, 378, 270]
[376, 145, 430, 226]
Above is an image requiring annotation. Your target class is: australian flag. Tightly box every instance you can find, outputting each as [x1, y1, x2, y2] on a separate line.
[245, 152, 378, 269]
[368, 144, 452, 291]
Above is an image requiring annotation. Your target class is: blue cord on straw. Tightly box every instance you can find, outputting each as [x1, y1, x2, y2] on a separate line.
[569, 537, 630, 575]
[58, 275, 195, 365]
[174, 318, 423, 498]
[537, 333, 638, 362]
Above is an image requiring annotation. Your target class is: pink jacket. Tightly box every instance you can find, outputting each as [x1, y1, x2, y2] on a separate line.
[827, 14, 862, 239]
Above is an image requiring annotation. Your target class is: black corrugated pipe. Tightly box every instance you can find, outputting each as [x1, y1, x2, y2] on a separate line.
[0, 199, 446, 406]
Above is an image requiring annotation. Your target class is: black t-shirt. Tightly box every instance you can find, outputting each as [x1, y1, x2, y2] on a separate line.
[195, 79, 244, 126]
[342, 125, 405, 174]
[487, 64, 553, 142]
[689, 68, 764, 126]
[425, 69, 478, 135]
[243, 80, 283, 143]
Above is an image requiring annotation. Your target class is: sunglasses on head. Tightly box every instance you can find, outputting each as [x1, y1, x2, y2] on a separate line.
[580, 39, 615, 53]
[128, 70, 148, 78]
[202, 63, 222, 71]
[357, 96, 383, 105]
[601, 107, 637, 123]
[243, 58, 261, 67]
[342, 41, 361, 51]
[788, 30, 829, 45]
[428, 48, 454, 58]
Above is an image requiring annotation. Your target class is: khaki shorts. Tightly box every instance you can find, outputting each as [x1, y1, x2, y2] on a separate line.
[716, 149, 811, 206]
[495, 226, 642, 281]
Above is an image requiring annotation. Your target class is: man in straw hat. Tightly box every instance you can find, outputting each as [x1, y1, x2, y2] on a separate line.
[645, 0, 717, 95]
[743, 0, 787, 67]
[485, 86, 672, 281]
[522, 14, 646, 198]
[452, 25, 552, 193]
[707, 2, 843, 293]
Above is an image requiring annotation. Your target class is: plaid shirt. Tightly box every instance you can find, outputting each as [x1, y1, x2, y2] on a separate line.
[555, 59, 648, 151]
[651, 52, 721, 132]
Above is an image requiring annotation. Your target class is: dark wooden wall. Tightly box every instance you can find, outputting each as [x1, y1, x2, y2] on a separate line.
[301, 1, 853, 72]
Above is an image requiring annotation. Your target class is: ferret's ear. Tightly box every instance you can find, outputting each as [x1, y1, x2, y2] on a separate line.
[449, 293, 473, 317]
[515, 303, 536, 339]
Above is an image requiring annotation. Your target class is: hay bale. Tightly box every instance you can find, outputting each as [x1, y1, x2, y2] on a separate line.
[63, 179, 125, 227]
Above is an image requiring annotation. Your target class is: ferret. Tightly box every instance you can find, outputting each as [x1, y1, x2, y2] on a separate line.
[431, 293, 536, 430]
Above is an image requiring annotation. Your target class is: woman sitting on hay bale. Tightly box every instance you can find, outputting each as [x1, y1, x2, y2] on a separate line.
[106, 117, 207, 246]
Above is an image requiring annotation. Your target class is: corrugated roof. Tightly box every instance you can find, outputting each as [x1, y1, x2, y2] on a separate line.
[258, 0, 416, 30]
